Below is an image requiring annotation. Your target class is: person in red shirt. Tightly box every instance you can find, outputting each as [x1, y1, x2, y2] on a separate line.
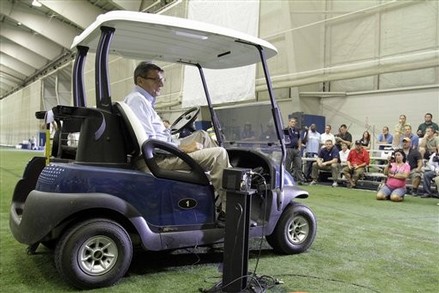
[342, 140, 370, 188]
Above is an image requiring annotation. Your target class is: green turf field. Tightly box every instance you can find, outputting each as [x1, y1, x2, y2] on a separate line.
[1, 149, 438, 292]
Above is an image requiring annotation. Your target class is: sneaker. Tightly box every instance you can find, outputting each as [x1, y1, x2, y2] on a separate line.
[421, 193, 432, 198]
[332, 182, 338, 187]
[309, 180, 317, 186]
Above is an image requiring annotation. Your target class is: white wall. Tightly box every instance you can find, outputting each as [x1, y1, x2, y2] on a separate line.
[318, 87, 439, 148]
[1, 0, 438, 146]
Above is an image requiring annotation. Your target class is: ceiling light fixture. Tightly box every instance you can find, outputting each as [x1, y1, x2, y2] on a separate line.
[32, 0, 42, 7]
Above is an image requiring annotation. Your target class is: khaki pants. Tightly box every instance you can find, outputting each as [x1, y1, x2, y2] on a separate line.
[342, 166, 366, 185]
[311, 162, 339, 182]
[136, 131, 231, 212]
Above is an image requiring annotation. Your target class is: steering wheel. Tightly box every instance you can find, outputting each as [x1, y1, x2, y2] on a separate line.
[170, 107, 200, 135]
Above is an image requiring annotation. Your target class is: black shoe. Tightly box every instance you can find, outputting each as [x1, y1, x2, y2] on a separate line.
[421, 193, 432, 198]
[217, 211, 226, 228]
[411, 188, 422, 196]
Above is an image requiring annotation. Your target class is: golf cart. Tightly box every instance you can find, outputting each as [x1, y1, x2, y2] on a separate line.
[10, 11, 316, 290]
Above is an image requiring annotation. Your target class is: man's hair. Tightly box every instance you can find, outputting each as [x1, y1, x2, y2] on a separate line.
[425, 113, 432, 118]
[134, 62, 163, 85]
[426, 126, 434, 132]
[340, 124, 347, 129]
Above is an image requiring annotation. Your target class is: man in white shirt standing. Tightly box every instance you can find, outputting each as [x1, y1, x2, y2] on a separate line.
[320, 124, 336, 148]
[303, 124, 321, 181]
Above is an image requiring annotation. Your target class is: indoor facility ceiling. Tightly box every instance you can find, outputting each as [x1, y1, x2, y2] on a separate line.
[0, 0, 177, 99]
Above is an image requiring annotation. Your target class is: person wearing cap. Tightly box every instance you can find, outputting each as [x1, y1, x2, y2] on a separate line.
[402, 137, 423, 196]
[376, 149, 410, 202]
[342, 140, 370, 188]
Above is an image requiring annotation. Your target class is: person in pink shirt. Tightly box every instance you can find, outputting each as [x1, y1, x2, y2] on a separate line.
[376, 149, 411, 202]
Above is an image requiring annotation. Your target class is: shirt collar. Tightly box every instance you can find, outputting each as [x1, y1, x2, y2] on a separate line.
[134, 85, 156, 107]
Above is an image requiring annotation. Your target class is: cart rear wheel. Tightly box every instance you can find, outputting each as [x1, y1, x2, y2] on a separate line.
[55, 218, 132, 289]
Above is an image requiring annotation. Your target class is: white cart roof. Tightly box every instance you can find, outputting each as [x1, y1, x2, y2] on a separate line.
[71, 11, 277, 69]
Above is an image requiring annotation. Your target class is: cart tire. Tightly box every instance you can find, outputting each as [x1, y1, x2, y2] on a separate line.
[266, 203, 316, 254]
[54, 218, 132, 289]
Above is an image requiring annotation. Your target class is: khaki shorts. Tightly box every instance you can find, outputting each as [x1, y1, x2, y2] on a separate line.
[409, 170, 421, 180]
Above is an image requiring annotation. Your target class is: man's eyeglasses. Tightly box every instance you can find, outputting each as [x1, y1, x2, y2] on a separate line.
[141, 76, 166, 83]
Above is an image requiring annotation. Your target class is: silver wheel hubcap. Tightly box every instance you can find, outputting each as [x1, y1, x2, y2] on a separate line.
[288, 215, 309, 244]
[78, 236, 118, 275]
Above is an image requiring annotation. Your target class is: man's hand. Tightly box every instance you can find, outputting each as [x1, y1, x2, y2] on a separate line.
[179, 141, 203, 153]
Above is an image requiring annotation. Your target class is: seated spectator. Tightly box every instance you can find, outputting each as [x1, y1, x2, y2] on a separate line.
[419, 126, 439, 160]
[309, 139, 340, 187]
[376, 149, 410, 202]
[416, 113, 439, 138]
[359, 130, 371, 150]
[421, 147, 439, 198]
[377, 126, 393, 149]
[400, 124, 419, 149]
[339, 142, 350, 166]
[342, 140, 370, 188]
[393, 114, 409, 147]
[402, 137, 423, 196]
[335, 124, 352, 151]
